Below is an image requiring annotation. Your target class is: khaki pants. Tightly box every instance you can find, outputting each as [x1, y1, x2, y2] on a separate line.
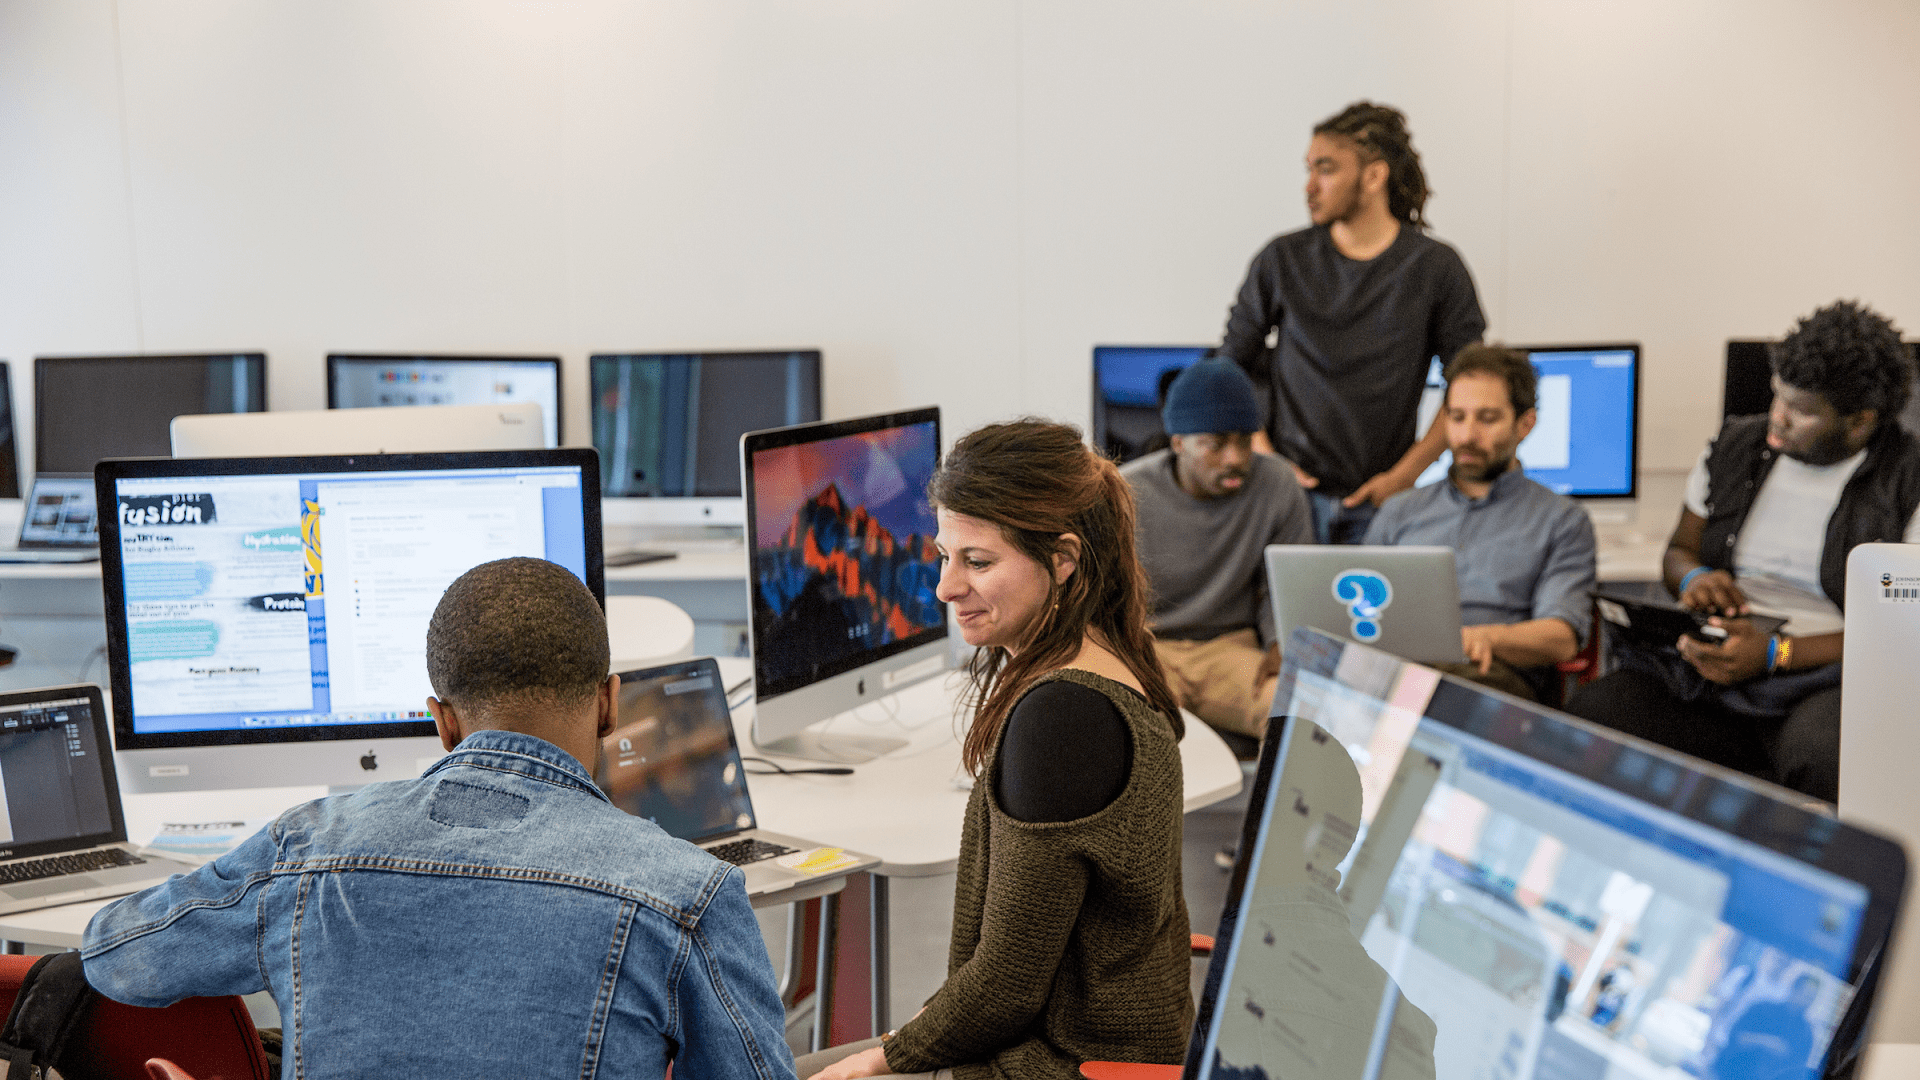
[1153, 629, 1272, 739]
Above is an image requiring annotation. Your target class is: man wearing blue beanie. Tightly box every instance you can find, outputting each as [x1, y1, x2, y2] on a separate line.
[1121, 358, 1312, 745]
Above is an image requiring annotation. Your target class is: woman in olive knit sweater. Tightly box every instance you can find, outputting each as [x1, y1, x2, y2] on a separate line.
[800, 420, 1194, 1080]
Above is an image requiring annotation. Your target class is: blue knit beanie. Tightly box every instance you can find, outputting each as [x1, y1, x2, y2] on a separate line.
[1161, 358, 1261, 435]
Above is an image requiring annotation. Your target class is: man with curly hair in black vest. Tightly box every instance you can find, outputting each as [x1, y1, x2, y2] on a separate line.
[1568, 300, 1920, 802]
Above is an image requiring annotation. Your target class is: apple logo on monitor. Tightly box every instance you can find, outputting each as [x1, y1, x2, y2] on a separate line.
[360, 751, 378, 771]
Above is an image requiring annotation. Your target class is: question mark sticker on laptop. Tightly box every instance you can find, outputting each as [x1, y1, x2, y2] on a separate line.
[1332, 571, 1393, 642]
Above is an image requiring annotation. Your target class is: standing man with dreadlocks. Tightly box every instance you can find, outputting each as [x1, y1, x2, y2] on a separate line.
[1219, 101, 1487, 544]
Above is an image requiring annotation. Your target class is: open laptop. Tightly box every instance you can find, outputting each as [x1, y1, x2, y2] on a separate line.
[1265, 544, 1465, 664]
[0, 473, 100, 563]
[595, 657, 878, 897]
[1184, 627, 1905, 1080]
[0, 685, 200, 915]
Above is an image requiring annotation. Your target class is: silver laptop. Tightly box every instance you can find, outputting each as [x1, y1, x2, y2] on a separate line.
[0, 685, 200, 915]
[595, 657, 878, 897]
[1189, 626, 1905, 1080]
[1264, 544, 1465, 664]
[0, 473, 100, 563]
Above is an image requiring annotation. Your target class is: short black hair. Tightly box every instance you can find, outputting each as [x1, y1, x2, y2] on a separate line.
[1443, 343, 1537, 415]
[426, 558, 607, 715]
[1773, 300, 1913, 420]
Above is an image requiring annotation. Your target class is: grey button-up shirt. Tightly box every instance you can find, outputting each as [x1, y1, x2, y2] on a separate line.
[1363, 466, 1596, 646]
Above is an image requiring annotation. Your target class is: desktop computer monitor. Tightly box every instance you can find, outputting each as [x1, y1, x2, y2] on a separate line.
[1413, 342, 1639, 498]
[591, 350, 822, 525]
[327, 354, 562, 448]
[1723, 340, 1775, 419]
[96, 448, 603, 793]
[741, 407, 947, 760]
[1091, 345, 1211, 463]
[1725, 339, 1920, 432]
[34, 353, 267, 473]
[0, 361, 18, 499]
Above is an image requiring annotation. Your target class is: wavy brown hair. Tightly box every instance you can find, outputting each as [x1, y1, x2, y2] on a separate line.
[928, 420, 1180, 776]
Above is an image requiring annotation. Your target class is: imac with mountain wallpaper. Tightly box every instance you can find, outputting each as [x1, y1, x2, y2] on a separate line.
[328, 354, 562, 448]
[0, 362, 19, 498]
[95, 449, 602, 793]
[35, 353, 266, 473]
[591, 350, 822, 525]
[1091, 345, 1210, 463]
[1413, 343, 1639, 499]
[742, 408, 946, 761]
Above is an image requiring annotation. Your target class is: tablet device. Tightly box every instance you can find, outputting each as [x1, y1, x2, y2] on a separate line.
[1595, 588, 1787, 645]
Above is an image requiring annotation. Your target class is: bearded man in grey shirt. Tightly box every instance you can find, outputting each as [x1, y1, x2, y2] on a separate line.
[1122, 359, 1312, 741]
[1364, 344, 1596, 701]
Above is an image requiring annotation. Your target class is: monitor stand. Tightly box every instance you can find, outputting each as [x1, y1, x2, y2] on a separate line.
[751, 730, 908, 764]
[752, 678, 955, 763]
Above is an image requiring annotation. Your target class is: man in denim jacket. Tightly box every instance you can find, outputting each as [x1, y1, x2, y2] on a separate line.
[82, 557, 795, 1080]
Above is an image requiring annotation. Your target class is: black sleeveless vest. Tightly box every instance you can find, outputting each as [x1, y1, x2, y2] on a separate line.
[1699, 414, 1920, 611]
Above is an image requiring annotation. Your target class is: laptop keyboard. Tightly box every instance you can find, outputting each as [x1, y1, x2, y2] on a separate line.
[0, 847, 144, 886]
[705, 838, 798, 867]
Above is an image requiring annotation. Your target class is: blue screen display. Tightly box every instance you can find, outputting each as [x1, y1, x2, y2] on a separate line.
[1417, 345, 1638, 498]
[1093, 345, 1210, 408]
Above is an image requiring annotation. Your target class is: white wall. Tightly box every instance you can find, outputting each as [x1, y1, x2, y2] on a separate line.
[2, 0, 1916, 475]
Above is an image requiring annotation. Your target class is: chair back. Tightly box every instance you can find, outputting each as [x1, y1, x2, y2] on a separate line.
[0, 955, 272, 1080]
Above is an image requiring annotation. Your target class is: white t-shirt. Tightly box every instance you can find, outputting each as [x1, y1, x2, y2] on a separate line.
[1684, 445, 1920, 635]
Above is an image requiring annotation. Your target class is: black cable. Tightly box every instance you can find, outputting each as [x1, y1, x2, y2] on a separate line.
[739, 755, 853, 776]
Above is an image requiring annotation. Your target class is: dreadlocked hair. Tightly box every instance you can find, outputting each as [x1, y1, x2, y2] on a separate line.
[1313, 100, 1430, 227]
[928, 419, 1179, 777]
[1772, 300, 1914, 421]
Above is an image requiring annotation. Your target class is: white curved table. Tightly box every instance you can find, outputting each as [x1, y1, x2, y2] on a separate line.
[605, 594, 696, 671]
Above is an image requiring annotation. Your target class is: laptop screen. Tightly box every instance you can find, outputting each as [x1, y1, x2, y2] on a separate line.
[595, 659, 755, 844]
[0, 692, 114, 854]
[1192, 629, 1895, 1080]
[20, 475, 98, 548]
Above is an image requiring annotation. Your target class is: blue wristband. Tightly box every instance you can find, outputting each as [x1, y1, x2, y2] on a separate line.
[1766, 634, 1779, 673]
[1680, 566, 1711, 595]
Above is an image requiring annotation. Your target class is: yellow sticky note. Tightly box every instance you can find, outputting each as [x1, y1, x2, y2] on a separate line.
[776, 847, 861, 875]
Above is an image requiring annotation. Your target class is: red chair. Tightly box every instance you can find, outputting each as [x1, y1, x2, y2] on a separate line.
[1550, 604, 1606, 707]
[0, 955, 272, 1080]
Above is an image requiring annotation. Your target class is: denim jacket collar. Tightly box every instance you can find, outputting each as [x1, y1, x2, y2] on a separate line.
[424, 729, 610, 804]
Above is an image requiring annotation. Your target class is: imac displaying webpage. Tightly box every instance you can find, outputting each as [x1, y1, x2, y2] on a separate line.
[1199, 643, 1873, 1080]
[591, 351, 822, 498]
[108, 463, 589, 736]
[329, 356, 561, 448]
[747, 418, 944, 696]
[1414, 346, 1638, 498]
